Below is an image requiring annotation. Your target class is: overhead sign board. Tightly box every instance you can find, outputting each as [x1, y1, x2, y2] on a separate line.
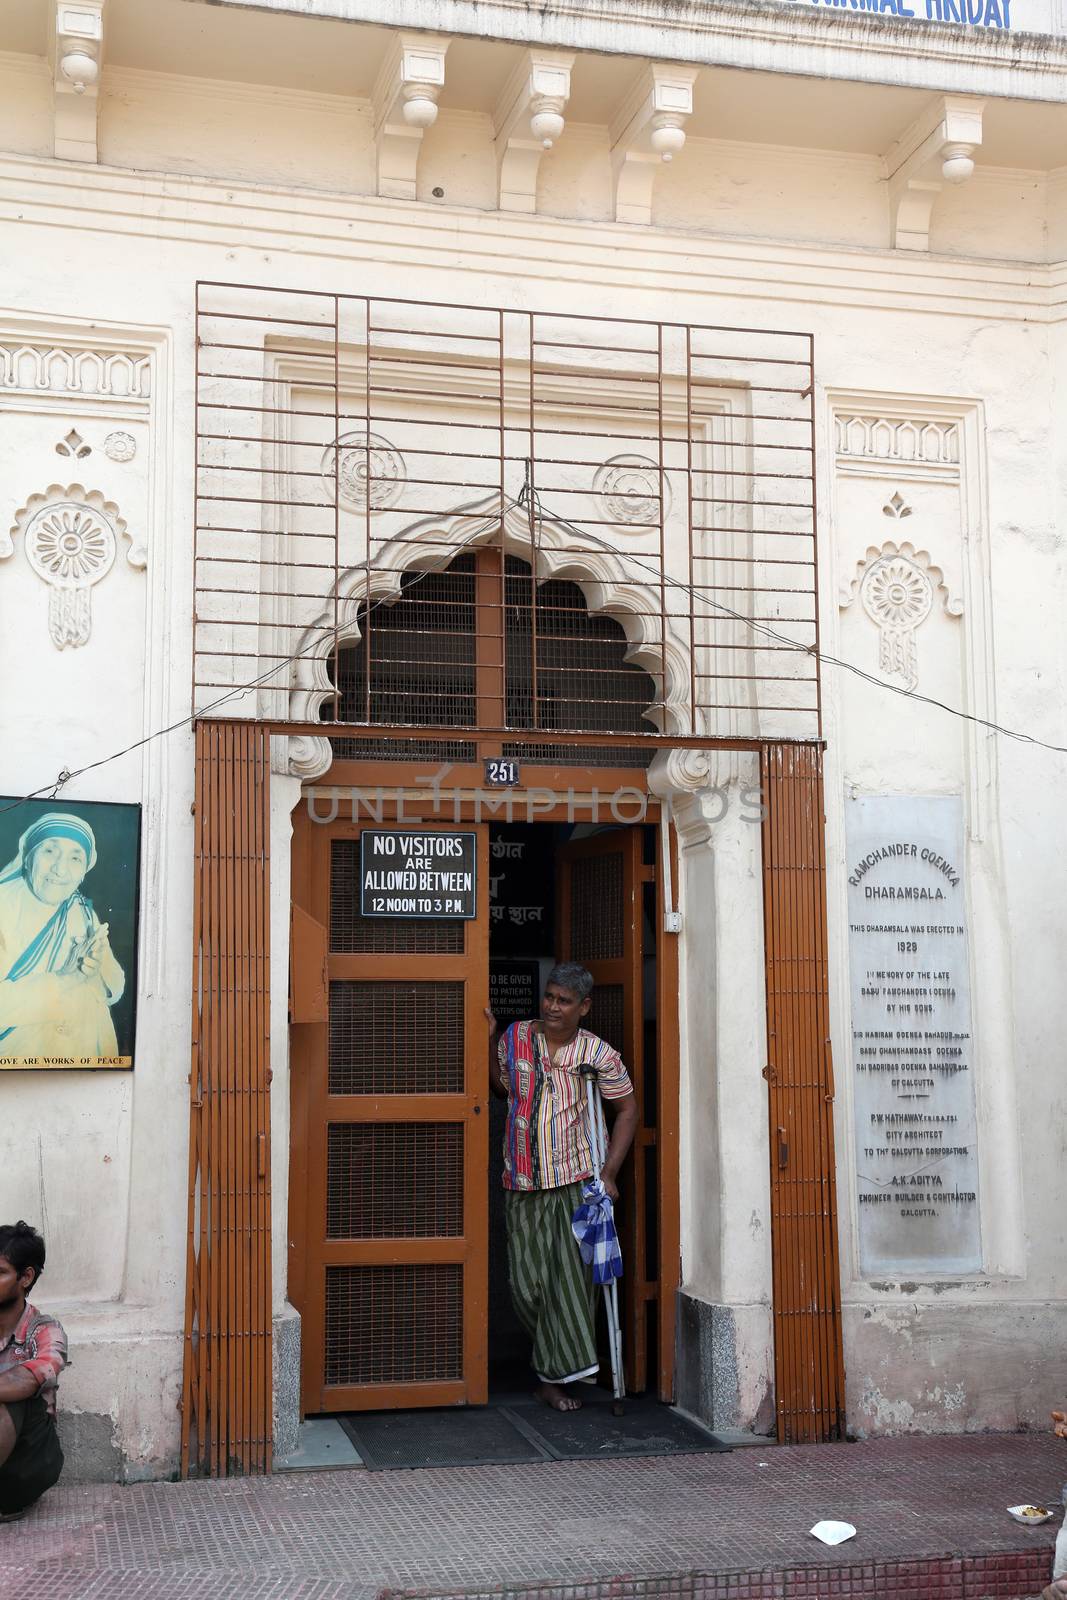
[778, 0, 1016, 27]
[360, 829, 477, 919]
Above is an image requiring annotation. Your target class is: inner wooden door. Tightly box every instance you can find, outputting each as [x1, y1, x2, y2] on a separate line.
[289, 812, 490, 1413]
[556, 827, 656, 1393]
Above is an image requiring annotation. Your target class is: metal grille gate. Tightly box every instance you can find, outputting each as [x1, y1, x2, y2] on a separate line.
[181, 721, 273, 1477]
[760, 742, 846, 1444]
[192, 283, 820, 750]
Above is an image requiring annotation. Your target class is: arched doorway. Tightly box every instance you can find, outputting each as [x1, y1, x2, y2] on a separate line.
[287, 543, 680, 1416]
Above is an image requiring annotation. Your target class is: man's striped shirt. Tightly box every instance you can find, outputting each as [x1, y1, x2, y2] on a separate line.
[498, 1020, 633, 1191]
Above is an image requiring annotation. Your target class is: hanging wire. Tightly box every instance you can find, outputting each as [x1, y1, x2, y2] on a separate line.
[3, 484, 1063, 820]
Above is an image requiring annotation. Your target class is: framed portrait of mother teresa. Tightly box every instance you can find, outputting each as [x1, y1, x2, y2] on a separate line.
[0, 797, 141, 1070]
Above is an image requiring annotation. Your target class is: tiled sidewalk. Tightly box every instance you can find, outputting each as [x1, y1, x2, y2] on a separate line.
[1, 1431, 1063, 1599]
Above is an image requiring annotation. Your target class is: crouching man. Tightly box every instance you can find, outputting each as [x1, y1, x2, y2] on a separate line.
[0, 1221, 66, 1521]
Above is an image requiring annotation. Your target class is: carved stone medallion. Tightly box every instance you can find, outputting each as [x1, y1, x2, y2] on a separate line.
[321, 431, 405, 510]
[104, 430, 137, 462]
[593, 454, 671, 526]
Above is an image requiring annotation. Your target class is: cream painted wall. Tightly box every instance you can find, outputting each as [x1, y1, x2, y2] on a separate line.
[99, 69, 375, 195]
[0, 53, 51, 159]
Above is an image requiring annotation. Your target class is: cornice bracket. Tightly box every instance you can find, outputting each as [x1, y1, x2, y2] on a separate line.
[372, 32, 451, 201]
[884, 94, 984, 252]
[610, 63, 698, 227]
[493, 48, 574, 215]
[50, 1, 106, 163]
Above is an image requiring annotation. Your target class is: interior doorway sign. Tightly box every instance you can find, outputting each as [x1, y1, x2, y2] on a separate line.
[360, 829, 477, 919]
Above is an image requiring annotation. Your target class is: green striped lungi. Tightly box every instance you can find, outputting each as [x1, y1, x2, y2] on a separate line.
[505, 1180, 598, 1385]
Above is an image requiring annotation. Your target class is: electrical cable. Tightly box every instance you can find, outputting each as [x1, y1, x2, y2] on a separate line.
[3, 479, 1063, 819]
[517, 474, 1067, 758]
[0, 509, 504, 818]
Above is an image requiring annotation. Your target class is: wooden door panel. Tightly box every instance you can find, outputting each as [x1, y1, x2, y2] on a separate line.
[290, 815, 489, 1414]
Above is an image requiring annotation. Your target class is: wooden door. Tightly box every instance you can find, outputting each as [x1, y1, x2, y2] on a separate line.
[289, 812, 490, 1413]
[557, 828, 655, 1393]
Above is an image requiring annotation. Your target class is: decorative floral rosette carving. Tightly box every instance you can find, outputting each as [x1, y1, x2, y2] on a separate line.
[321, 431, 405, 510]
[5, 484, 144, 649]
[840, 537, 961, 692]
[593, 454, 671, 526]
[104, 430, 137, 463]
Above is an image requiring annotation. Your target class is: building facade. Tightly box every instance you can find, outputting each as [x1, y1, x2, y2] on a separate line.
[1, 0, 1065, 1479]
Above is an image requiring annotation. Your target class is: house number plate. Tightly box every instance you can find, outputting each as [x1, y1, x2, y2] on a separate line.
[483, 757, 521, 787]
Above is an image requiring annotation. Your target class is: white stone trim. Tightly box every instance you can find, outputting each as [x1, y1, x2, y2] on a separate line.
[0, 156, 1058, 323]
[0, 340, 151, 402]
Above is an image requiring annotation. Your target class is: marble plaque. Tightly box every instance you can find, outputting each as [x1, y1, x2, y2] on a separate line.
[846, 794, 981, 1275]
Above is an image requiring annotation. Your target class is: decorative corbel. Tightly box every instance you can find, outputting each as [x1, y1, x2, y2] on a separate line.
[493, 49, 574, 215]
[610, 63, 698, 227]
[50, 1, 105, 163]
[884, 95, 984, 252]
[371, 32, 451, 201]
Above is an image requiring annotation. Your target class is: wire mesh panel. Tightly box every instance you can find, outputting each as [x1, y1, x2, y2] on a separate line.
[326, 1123, 464, 1239]
[569, 853, 625, 961]
[328, 980, 465, 1094]
[587, 983, 625, 1058]
[194, 284, 819, 746]
[324, 1265, 464, 1386]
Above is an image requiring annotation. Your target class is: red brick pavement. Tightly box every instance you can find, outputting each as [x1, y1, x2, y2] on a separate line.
[0, 1432, 1063, 1599]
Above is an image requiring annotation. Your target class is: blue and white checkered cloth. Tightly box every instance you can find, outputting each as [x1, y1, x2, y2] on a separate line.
[571, 1179, 623, 1285]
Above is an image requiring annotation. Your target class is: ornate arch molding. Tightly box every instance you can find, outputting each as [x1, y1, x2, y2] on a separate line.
[282, 494, 693, 781]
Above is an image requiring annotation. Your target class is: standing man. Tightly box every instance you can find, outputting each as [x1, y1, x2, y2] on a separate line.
[0, 1221, 66, 1521]
[486, 962, 638, 1412]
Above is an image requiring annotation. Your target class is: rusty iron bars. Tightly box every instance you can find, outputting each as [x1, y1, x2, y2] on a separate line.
[193, 283, 820, 750]
[181, 720, 273, 1477]
[760, 741, 845, 1445]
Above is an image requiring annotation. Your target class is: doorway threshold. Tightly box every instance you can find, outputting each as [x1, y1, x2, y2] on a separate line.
[333, 1393, 730, 1472]
[275, 1415, 365, 1473]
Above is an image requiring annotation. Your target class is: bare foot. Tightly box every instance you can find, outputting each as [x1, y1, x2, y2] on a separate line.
[537, 1381, 582, 1412]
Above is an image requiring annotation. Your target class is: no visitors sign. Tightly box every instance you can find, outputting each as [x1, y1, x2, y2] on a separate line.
[360, 830, 477, 919]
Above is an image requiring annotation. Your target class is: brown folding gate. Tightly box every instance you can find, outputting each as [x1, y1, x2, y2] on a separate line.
[760, 741, 845, 1444]
[180, 720, 274, 1477]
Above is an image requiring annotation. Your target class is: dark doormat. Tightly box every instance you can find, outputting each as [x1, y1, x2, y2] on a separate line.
[338, 1405, 547, 1470]
[503, 1395, 731, 1461]
[338, 1396, 729, 1470]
